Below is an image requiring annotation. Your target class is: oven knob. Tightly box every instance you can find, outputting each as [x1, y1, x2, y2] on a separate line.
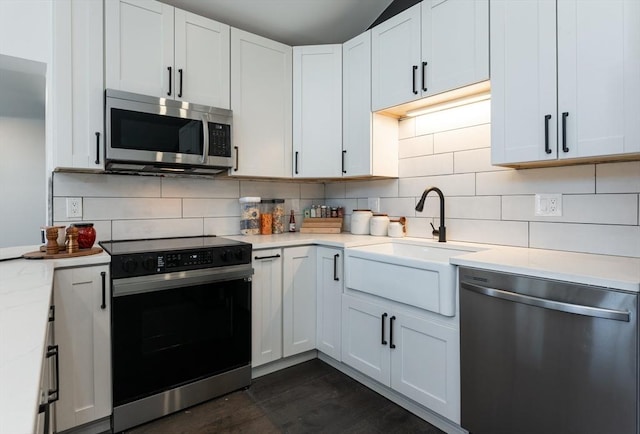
[122, 258, 138, 274]
[234, 249, 244, 260]
[220, 249, 232, 262]
[142, 256, 156, 271]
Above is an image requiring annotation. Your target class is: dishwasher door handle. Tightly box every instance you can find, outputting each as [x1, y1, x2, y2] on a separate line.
[460, 282, 630, 322]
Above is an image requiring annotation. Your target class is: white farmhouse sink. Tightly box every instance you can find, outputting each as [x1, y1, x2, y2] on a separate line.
[344, 241, 477, 316]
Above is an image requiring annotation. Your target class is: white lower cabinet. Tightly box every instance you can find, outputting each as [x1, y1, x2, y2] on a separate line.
[251, 249, 283, 367]
[342, 293, 460, 423]
[282, 246, 317, 357]
[54, 265, 111, 432]
[316, 247, 343, 361]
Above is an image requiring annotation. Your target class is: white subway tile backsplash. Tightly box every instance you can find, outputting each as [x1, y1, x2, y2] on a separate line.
[530, 222, 640, 257]
[405, 217, 434, 238]
[84, 198, 182, 220]
[53, 173, 161, 197]
[447, 196, 502, 220]
[399, 173, 476, 197]
[345, 179, 399, 199]
[112, 218, 203, 240]
[503, 194, 639, 225]
[325, 183, 346, 199]
[415, 100, 490, 136]
[399, 134, 434, 159]
[596, 162, 640, 193]
[398, 117, 416, 140]
[433, 123, 490, 153]
[161, 178, 239, 198]
[399, 153, 453, 178]
[454, 148, 508, 174]
[300, 183, 325, 199]
[183, 199, 240, 218]
[240, 180, 301, 199]
[204, 217, 241, 236]
[379, 197, 417, 218]
[477, 165, 595, 196]
[447, 219, 529, 247]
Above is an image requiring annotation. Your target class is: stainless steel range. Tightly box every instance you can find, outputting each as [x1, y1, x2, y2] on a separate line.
[100, 236, 253, 432]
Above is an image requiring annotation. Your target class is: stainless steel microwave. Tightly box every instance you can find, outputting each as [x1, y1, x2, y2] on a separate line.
[105, 89, 233, 175]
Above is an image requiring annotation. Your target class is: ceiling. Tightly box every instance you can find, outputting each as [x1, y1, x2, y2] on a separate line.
[160, 0, 394, 46]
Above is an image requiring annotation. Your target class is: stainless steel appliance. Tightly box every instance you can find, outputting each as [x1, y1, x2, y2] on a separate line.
[105, 89, 233, 175]
[101, 236, 252, 432]
[459, 267, 638, 434]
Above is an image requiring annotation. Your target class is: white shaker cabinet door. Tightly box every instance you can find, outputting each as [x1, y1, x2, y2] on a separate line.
[371, 3, 422, 111]
[557, 0, 640, 159]
[293, 45, 343, 178]
[421, 0, 488, 97]
[251, 249, 283, 368]
[174, 9, 229, 108]
[230, 28, 292, 178]
[54, 265, 111, 432]
[282, 246, 317, 357]
[316, 247, 343, 361]
[490, 0, 558, 165]
[105, 0, 174, 97]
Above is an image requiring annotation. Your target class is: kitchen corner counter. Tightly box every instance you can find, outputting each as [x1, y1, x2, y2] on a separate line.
[0, 245, 110, 434]
[225, 232, 394, 249]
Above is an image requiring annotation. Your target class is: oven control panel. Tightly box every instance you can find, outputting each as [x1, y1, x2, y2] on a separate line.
[110, 244, 252, 279]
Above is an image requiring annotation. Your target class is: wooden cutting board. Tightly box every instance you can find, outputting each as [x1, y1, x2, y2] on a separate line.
[23, 247, 103, 260]
[300, 218, 343, 234]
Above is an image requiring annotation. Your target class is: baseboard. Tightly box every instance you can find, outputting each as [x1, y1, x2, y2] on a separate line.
[57, 415, 111, 434]
[251, 350, 318, 379]
[317, 353, 468, 434]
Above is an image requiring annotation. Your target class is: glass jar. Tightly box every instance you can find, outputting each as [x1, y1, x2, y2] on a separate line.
[239, 197, 261, 235]
[260, 200, 274, 235]
[272, 199, 285, 234]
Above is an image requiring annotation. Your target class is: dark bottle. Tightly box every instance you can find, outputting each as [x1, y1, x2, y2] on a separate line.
[289, 210, 296, 232]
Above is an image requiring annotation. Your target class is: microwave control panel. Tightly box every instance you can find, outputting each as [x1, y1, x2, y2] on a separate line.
[208, 122, 231, 157]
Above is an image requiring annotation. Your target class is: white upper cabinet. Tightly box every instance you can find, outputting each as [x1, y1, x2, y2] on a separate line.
[343, 31, 398, 178]
[293, 44, 343, 178]
[52, 0, 105, 170]
[372, 1, 489, 111]
[492, 0, 640, 166]
[230, 28, 292, 177]
[105, 0, 230, 108]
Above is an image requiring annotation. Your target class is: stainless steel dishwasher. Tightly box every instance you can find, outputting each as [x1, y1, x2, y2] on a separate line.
[459, 267, 638, 434]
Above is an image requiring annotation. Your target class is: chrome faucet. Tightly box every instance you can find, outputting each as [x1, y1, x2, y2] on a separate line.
[415, 187, 446, 242]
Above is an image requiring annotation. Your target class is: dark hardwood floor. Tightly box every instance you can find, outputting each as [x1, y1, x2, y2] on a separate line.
[127, 359, 446, 433]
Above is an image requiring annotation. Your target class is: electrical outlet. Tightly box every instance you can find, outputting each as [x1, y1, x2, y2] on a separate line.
[66, 197, 83, 218]
[367, 197, 380, 213]
[534, 193, 562, 217]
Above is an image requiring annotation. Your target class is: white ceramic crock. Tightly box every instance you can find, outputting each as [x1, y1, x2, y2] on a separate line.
[369, 214, 390, 236]
[351, 210, 373, 235]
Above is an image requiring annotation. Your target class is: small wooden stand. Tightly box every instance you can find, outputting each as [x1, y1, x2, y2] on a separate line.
[66, 226, 79, 253]
[45, 227, 60, 255]
[300, 218, 343, 234]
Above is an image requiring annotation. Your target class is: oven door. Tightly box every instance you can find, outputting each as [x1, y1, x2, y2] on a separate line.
[111, 264, 252, 408]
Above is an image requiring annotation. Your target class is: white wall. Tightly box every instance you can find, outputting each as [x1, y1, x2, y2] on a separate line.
[0, 117, 46, 247]
[326, 99, 640, 258]
[0, 0, 52, 64]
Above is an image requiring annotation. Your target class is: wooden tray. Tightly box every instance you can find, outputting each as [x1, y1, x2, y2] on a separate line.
[23, 247, 103, 260]
[300, 218, 342, 234]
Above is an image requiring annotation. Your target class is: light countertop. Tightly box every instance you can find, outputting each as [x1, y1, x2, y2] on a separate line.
[0, 245, 110, 434]
[2, 234, 639, 434]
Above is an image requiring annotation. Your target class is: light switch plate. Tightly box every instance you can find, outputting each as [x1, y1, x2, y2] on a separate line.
[534, 193, 562, 217]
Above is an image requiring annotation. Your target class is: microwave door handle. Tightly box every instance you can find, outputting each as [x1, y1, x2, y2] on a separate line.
[201, 117, 209, 164]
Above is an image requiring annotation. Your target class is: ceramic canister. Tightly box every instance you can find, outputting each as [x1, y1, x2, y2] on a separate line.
[350, 210, 373, 235]
[369, 214, 390, 236]
[388, 221, 405, 238]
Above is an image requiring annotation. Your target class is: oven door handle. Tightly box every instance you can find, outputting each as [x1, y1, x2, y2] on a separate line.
[112, 263, 253, 297]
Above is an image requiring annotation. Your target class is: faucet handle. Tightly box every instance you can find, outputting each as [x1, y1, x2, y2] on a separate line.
[430, 222, 440, 236]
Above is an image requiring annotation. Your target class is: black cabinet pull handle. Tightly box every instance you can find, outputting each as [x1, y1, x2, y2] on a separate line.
[48, 305, 55, 322]
[94, 132, 100, 164]
[178, 68, 183, 98]
[167, 66, 172, 96]
[46, 345, 60, 404]
[333, 253, 340, 281]
[100, 271, 106, 310]
[233, 146, 239, 172]
[295, 151, 299, 174]
[544, 114, 552, 154]
[412, 65, 418, 94]
[381, 313, 388, 345]
[421, 61, 428, 92]
[342, 150, 347, 174]
[389, 316, 396, 349]
[254, 254, 281, 260]
[562, 112, 569, 153]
